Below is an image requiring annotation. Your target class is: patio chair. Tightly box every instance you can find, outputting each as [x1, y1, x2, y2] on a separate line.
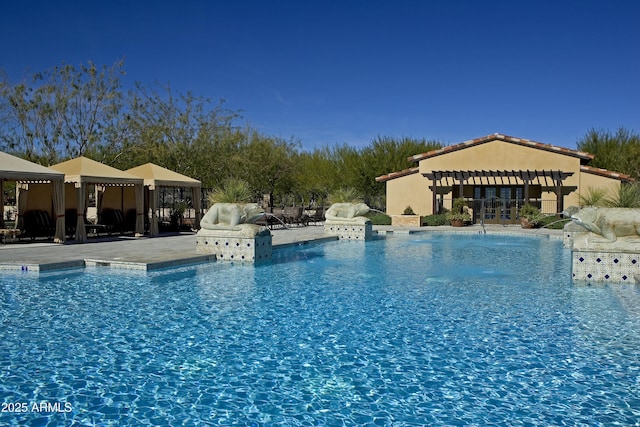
[283, 206, 308, 227]
[310, 206, 326, 225]
[255, 207, 286, 229]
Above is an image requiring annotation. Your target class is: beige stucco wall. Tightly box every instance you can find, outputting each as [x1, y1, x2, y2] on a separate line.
[418, 140, 582, 179]
[386, 172, 432, 215]
[384, 138, 627, 217]
[573, 172, 622, 207]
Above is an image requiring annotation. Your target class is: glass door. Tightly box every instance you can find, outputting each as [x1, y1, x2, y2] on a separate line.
[500, 187, 512, 220]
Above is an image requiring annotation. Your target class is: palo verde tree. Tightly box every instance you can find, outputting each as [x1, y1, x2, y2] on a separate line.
[0, 60, 125, 164]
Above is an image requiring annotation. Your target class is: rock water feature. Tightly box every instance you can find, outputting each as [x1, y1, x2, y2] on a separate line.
[565, 207, 640, 283]
[196, 203, 272, 262]
[323, 202, 373, 240]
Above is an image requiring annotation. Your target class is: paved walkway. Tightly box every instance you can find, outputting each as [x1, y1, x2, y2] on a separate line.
[0, 224, 562, 272]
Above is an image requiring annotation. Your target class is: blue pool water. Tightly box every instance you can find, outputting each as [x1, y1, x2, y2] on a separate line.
[1, 233, 640, 426]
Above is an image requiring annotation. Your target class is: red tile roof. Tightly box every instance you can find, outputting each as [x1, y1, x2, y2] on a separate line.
[408, 133, 594, 162]
[375, 167, 419, 183]
[580, 165, 635, 182]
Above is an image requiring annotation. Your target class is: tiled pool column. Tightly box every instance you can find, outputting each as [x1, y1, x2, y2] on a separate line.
[572, 250, 639, 283]
[324, 223, 373, 240]
[196, 233, 272, 262]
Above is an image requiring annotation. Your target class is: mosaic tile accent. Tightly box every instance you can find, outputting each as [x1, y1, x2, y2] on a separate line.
[572, 250, 640, 283]
[196, 234, 272, 262]
[324, 223, 373, 240]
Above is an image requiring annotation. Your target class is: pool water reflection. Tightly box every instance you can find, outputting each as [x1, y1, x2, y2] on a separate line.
[1, 234, 639, 425]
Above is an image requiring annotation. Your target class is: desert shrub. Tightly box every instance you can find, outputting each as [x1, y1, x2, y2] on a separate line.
[327, 188, 364, 204]
[208, 178, 253, 205]
[422, 213, 448, 226]
[366, 212, 391, 225]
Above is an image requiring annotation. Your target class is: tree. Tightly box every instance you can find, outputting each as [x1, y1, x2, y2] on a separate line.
[0, 60, 125, 164]
[576, 127, 640, 180]
[241, 130, 300, 206]
[295, 146, 343, 206]
[101, 82, 240, 186]
[359, 136, 442, 206]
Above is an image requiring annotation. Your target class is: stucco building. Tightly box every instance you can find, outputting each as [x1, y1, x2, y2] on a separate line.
[375, 133, 634, 225]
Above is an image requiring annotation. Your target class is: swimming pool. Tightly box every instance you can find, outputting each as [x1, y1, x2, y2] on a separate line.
[1, 233, 639, 426]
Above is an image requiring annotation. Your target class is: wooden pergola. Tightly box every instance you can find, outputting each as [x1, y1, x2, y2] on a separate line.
[423, 169, 574, 214]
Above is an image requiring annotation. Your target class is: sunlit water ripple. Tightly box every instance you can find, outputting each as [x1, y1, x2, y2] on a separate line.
[1, 233, 639, 426]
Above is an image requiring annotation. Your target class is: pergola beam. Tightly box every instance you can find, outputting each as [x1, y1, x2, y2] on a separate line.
[423, 170, 574, 213]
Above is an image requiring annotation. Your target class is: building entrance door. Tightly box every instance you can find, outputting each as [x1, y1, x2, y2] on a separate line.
[473, 186, 524, 225]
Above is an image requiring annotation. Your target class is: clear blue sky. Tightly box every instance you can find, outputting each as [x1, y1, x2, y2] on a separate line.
[1, 0, 638, 151]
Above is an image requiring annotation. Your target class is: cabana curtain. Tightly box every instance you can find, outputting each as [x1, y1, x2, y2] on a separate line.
[16, 183, 28, 231]
[135, 184, 144, 236]
[0, 180, 4, 229]
[150, 188, 159, 236]
[75, 183, 87, 243]
[52, 180, 65, 243]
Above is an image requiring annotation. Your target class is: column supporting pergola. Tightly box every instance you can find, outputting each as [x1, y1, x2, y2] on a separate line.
[423, 169, 574, 215]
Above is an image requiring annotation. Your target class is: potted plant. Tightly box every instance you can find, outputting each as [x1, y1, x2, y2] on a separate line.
[445, 198, 471, 227]
[403, 206, 415, 215]
[391, 205, 422, 226]
[518, 203, 542, 229]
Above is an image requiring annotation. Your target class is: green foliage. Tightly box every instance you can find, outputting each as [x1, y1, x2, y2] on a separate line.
[403, 206, 415, 215]
[207, 178, 253, 205]
[0, 60, 125, 164]
[422, 214, 449, 226]
[445, 198, 471, 222]
[327, 188, 363, 204]
[518, 204, 543, 226]
[106, 82, 240, 184]
[604, 182, 640, 208]
[366, 212, 391, 225]
[576, 127, 640, 180]
[241, 130, 300, 206]
[579, 187, 608, 207]
[359, 136, 442, 205]
[539, 215, 570, 230]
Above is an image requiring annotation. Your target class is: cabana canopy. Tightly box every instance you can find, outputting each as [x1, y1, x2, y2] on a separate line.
[50, 156, 144, 242]
[126, 163, 201, 237]
[0, 151, 65, 182]
[52, 156, 145, 185]
[0, 151, 66, 242]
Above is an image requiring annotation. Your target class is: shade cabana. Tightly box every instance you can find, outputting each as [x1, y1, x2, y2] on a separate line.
[50, 157, 144, 243]
[0, 151, 66, 243]
[126, 163, 201, 237]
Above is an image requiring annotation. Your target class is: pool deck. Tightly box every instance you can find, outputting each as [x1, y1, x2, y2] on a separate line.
[0, 224, 563, 272]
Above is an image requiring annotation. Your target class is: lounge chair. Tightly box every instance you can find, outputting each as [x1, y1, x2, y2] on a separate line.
[309, 206, 326, 225]
[255, 207, 286, 229]
[283, 206, 308, 227]
[22, 210, 56, 240]
[100, 208, 131, 235]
